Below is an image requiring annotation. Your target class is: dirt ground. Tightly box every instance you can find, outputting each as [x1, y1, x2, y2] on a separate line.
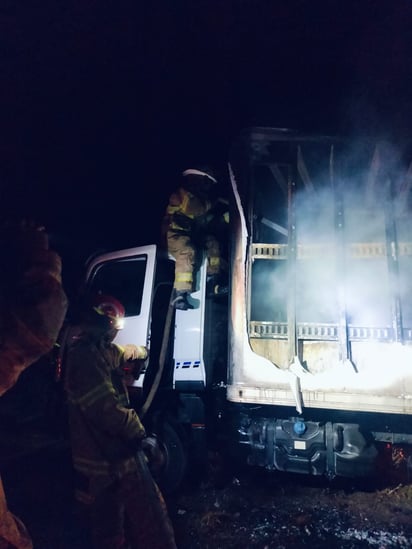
[171, 459, 412, 549]
[2, 430, 412, 549]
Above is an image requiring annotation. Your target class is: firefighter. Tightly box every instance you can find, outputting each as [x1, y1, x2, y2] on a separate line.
[64, 294, 177, 549]
[0, 221, 68, 549]
[162, 167, 229, 310]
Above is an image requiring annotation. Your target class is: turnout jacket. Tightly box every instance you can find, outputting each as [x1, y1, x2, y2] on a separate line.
[0, 225, 68, 395]
[162, 186, 229, 237]
[65, 334, 146, 491]
[162, 187, 212, 238]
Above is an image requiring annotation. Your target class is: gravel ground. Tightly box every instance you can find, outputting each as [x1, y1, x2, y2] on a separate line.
[171, 463, 412, 549]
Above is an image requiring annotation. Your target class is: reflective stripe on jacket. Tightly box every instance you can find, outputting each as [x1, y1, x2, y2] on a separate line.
[65, 335, 145, 489]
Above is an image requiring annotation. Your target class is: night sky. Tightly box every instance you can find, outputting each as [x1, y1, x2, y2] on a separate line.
[2, 1, 412, 294]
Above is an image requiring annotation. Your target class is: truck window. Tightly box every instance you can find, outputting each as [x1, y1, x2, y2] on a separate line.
[87, 256, 147, 317]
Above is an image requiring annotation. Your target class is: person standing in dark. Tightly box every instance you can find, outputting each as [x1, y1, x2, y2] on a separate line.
[0, 220, 68, 549]
[64, 293, 177, 549]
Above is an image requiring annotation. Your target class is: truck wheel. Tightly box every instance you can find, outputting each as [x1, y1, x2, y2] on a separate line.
[154, 421, 188, 495]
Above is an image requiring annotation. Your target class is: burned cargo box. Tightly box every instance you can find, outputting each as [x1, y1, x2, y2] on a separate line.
[226, 129, 412, 478]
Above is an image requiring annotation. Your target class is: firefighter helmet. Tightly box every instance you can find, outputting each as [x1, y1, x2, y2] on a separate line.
[91, 294, 125, 330]
[182, 167, 217, 184]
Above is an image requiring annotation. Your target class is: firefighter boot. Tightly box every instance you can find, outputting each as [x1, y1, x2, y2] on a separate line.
[206, 274, 228, 298]
[171, 289, 194, 310]
[214, 284, 228, 296]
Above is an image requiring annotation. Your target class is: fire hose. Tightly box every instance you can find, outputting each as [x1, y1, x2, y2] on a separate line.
[139, 297, 174, 419]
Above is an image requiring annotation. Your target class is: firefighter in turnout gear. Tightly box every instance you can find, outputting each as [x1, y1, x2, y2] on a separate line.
[162, 167, 229, 310]
[0, 221, 68, 549]
[64, 294, 177, 549]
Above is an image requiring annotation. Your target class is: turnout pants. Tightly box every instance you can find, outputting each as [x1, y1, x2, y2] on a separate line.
[81, 452, 177, 549]
[0, 476, 32, 549]
[167, 231, 223, 291]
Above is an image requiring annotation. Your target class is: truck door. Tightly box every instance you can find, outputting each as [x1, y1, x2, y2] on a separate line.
[84, 245, 157, 353]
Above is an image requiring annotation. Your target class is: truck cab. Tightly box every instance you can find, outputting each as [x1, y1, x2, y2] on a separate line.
[81, 243, 228, 492]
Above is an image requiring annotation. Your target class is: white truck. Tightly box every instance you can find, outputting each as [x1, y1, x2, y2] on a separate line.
[75, 127, 412, 491]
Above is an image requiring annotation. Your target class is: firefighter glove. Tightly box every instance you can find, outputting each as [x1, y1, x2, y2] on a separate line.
[123, 344, 148, 361]
[141, 435, 165, 473]
[171, 289, 194, 310]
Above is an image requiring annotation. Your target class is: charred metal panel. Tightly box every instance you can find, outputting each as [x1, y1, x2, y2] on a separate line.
[228, 128, 412, 417]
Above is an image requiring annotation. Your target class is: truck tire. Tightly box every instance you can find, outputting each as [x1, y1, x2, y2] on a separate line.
[154, 420, 188, 495]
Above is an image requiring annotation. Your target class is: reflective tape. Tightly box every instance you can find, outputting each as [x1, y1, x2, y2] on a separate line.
[175, 272, 193, 283]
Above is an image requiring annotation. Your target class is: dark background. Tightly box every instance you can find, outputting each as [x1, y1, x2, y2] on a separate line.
[1, 1, 412, 296]
[1, 7, 412, 534]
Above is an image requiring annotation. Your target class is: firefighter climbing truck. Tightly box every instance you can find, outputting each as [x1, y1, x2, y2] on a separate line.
[79, 128, 412, 491]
